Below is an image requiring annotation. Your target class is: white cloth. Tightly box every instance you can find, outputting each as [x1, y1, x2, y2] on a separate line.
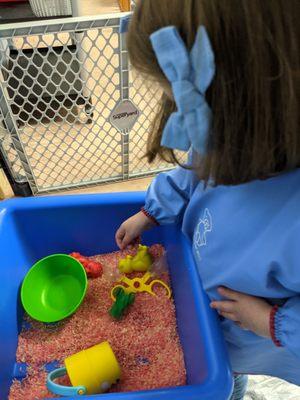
[246, 376, 300, 400]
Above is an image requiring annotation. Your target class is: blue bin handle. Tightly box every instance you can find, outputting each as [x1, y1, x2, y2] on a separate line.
[47, 367, 87, 397]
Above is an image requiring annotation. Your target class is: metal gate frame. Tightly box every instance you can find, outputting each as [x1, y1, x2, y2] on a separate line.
[0, 13, 172, 195]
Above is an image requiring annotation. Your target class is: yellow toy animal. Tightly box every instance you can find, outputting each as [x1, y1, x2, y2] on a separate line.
[118, 255, 134, 274]
[118, 245, 153, 274]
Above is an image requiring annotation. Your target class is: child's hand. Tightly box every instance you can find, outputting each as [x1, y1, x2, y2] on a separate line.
[210, 287, 272, 338]
[115, 211, 156, 250]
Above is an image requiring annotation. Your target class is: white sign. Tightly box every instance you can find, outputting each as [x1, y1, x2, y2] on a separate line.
[109, 99, 140, 133]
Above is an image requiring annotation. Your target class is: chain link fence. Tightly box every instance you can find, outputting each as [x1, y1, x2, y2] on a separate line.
[0, 13, 174, 195]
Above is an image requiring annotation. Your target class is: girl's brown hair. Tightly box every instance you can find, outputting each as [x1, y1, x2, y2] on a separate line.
[128, 0, 299, 185]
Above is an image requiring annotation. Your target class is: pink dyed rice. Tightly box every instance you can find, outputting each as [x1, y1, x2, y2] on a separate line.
[9, 244, 186, 400]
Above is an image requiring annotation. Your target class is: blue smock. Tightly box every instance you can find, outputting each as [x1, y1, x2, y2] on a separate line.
[144, 163, 300, 385]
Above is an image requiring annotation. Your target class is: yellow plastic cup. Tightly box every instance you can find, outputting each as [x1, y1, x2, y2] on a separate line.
[66, 341, 121, 394]
[47, 341, 121, 396]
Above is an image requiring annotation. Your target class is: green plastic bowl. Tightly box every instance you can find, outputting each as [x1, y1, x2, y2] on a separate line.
[21, 254, 88, 323]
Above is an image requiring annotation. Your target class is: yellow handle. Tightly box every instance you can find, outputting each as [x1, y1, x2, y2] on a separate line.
[111, 276, 171, 300]
[111, 278, 154, 299]
[111, 284, 129, 301]
[148, 279, 172, 299]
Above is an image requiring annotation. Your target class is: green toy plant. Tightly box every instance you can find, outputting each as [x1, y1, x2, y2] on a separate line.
[109, 287, 135, 320]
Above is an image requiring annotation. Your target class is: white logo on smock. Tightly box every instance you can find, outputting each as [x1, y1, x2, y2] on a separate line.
[194, 208, 212, 259]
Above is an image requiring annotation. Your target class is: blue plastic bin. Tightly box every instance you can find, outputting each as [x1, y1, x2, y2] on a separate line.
[0, 193, 233, 400]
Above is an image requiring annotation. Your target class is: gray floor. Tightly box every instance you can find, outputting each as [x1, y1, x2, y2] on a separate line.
[0, 1, 35, 21]
[0, 1, 70, 23]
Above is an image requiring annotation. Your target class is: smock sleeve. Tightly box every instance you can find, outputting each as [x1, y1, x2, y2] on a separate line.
[271, 297, 300, 359]
[142, 158, 199, 225]
[270, 225, 300, 358]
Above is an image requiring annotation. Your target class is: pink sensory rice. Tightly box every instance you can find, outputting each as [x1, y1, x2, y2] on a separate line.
[9, 244, 186, 400]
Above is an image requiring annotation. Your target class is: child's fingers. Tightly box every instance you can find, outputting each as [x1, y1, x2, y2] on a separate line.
[235, 321, 248, 330]
[126, 236, 141, 250]
[219, 311, 239, 322]
[116, 236, 123, 249]
[121, 232, 135, 249]
[217, 286, 240, 300]
[210, 300, 236, 313]
[132, 235, 141, 245]
[115, 226, 126, 249]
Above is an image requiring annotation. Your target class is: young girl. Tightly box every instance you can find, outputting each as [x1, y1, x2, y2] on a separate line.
[115, 1, 299, 399]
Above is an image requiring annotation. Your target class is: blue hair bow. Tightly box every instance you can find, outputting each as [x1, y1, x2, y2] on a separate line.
[150, 26, 215, 154]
